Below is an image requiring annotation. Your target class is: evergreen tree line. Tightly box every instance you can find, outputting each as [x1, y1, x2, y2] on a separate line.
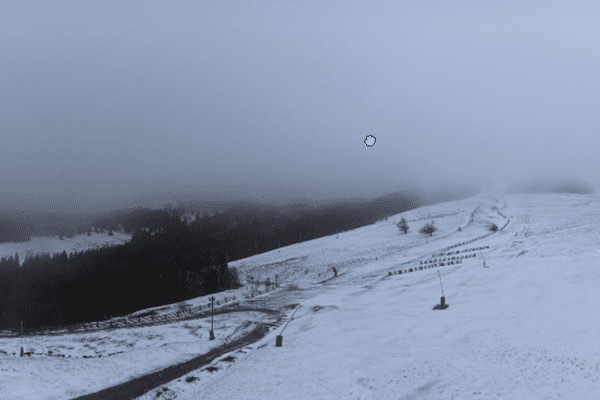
[0, 218, 240, 331]
[0, 254, 20, 271]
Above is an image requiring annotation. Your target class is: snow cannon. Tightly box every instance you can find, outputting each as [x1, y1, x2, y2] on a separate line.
[277, 306, 300, 348]
[433, 271, 449, 310]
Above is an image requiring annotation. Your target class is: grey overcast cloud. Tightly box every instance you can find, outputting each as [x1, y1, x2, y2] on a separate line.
[1, 1, 599, 211]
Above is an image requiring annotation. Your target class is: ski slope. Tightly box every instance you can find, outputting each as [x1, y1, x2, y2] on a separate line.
[3, 192, 600, 399]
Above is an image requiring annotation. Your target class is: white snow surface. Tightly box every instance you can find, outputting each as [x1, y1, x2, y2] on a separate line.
[3, 192, 600, 399]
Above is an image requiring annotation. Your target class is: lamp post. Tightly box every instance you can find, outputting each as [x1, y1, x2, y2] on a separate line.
[209, 296, 215, 340]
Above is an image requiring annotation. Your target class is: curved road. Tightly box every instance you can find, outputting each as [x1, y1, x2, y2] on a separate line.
[69, 285, 315, 400]
[70, 323, 271, 400]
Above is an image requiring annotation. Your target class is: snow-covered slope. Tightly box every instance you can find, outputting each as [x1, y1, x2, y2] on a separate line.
[0, 231, 132, 265]
[163, 192, 600, 399]
[3, 192, 600, 399]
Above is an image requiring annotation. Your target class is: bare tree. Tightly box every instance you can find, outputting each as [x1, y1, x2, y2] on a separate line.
[419, 221, 436, 236]
[396, 217, 410, 234]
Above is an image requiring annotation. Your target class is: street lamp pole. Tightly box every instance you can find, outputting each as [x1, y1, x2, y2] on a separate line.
[209, 296, 215, 340]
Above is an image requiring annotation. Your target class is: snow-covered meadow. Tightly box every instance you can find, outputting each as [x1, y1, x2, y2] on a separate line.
[3, 192, 600, 399]
[0, 310, 273, 399]
[0, 231, 132, 266]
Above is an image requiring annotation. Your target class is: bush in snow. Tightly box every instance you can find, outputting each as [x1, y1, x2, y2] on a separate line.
[176, 301, 190, 314]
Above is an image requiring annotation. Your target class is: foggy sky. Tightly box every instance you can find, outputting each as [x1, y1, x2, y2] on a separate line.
[1, 1, 599, 211]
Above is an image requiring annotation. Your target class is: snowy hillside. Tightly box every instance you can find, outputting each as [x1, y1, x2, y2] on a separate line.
[0, 231, 132, 265]
[3, 192, 600, 399]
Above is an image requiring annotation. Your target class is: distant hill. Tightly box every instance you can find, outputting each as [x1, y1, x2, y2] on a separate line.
[506, 178, 594, 195]
[0, 219, 37, 242]
[0, 231, 132, 266]
[0, 184, 481, 243]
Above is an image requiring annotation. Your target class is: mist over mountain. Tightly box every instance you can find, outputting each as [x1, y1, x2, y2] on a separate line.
[506, 178, 594, 195]
[0, 182, 481, 244]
